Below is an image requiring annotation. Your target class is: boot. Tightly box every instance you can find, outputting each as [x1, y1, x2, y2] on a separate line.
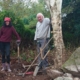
[6, 63, 11, 72]
[1, 63, 6, 71]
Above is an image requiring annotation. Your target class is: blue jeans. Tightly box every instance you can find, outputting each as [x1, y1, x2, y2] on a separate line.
[0, 42, 10, 63]
[37, 38, 49, 69]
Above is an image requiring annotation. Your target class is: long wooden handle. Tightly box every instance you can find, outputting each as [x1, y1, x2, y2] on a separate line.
[22, 64, 38, 68]
[43, 49, 50, 60]
[18, 46, 19, 58]
[41, 37, 53, 51]
[40, 37, 53, 59]
[40, 48, 43, 59]
[38, 49, 50, 67]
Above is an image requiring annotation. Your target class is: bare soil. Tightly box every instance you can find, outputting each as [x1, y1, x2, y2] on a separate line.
[0, 58, 51, 80]
[0, 45, 74, 80]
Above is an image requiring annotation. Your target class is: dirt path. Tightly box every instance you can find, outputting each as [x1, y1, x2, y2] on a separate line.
[0, 72, 50, 80]
[0, 59, 50, 80]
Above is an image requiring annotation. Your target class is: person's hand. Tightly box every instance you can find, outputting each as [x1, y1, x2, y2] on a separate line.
[16, 40, 21, 46]
[16, 40, 21, 43]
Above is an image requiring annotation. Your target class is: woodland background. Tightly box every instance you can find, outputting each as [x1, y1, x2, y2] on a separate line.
[0, 0, 80, 63]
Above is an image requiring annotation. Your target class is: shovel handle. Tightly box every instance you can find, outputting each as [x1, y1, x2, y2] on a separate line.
[40, 37, 53, 59]
[18, 46, 19, 58]
[40, 48, 43, 59]
[43, 49, 50, 60]
[42, 37, 53, 51]
[16, 40, 20, 46]
[16, 40, 20, 58]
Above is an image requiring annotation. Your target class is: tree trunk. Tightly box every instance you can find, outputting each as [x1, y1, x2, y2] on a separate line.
[45, 0, 65, 68]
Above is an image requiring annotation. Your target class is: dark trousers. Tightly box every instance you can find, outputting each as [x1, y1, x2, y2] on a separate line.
[37, 38, 49, 69]
[0, 42, 10, 63]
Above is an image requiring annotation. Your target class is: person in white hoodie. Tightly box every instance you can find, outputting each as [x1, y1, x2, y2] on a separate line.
[34, 13, 50, 71]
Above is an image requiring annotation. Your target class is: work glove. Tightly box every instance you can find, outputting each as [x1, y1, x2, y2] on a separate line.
[16, 40, 21, 46]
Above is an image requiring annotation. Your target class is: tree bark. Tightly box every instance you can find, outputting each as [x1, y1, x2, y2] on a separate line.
[45, 0, 65, 68]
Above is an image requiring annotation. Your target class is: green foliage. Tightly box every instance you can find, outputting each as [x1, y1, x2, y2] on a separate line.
[63, 32, 74, 43]
[0, 11, 5, 27]
[25, 19, 37, 28]
[21, 50, 34, 63]
[62, 0, 80, 14]
[62, 0, 80, 46]
[23, 18, 29, 25]
[23, 14, 36, 26]
[13, 18, 25, 37]
[24, 27, 35, 42]
[21, 53, 27, 61]
[27, 57, 33, 63]
[74, 24, 80, 37]
[11, 50, 16, 56]
[27, 50, 34, 63]
[62, 0, 73, 8]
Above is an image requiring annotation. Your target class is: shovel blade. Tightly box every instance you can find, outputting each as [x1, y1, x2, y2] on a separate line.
[33, 66, 40, 76]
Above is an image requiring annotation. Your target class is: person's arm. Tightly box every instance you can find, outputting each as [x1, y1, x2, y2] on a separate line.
[0, 27, 3, 38]
[34, 24, 37, 40]
[45, 18, 50, 25]
[11, 26, 20, 40]
[34, 22, 38, 41]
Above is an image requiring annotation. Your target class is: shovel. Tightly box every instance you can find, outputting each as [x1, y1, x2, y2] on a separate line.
[33, 45, 54, 76]
[16, 40, 21, 63]
[33, 49, 50, 76]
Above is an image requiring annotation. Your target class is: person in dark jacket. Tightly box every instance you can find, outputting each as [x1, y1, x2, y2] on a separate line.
[0, 17, 20, 72]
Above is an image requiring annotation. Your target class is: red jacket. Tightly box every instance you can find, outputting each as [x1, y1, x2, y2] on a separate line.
[0, 26, 20, 42]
